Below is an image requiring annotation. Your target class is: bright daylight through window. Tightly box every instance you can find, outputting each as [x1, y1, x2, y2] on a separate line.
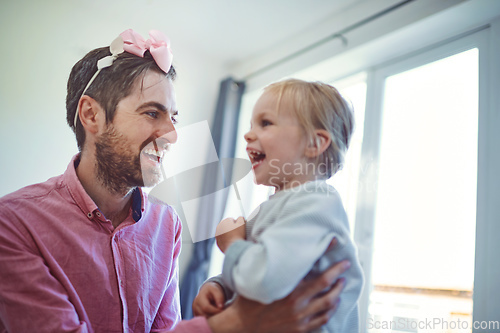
[368, 48, 478, 333]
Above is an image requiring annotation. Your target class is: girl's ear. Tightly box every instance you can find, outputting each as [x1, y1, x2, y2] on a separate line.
[305, 129, 332, 158]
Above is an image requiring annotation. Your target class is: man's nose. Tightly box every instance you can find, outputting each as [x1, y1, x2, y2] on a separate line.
[158, 118, 177, 144]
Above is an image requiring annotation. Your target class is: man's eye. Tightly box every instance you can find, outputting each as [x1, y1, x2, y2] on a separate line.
[262, 120, 272, 127]
[171, 115, 178, 124]
[146, 111, 159, 119]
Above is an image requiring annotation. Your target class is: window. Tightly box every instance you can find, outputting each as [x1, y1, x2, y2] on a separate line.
[367, 48, 478, 332]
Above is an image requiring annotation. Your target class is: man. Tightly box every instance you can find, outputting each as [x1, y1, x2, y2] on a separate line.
[0, 29, 348, 332]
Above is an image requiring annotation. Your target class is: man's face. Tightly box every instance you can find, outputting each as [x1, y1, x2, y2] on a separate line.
[95, 70, 178, 195]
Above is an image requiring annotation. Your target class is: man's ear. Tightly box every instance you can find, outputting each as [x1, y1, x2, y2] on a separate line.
[305, 129, 331, 158]
[77, 96, 104, 134]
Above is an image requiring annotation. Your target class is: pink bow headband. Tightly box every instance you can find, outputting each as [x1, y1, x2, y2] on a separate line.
[74, 29, 173, 128]
[120, 29, 173, 72]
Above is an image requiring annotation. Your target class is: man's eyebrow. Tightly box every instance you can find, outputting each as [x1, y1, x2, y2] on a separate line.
[136, 102, 168, 113]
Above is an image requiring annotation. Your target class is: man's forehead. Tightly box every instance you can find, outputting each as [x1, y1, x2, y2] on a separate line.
[114, 71, 177, 113]
[132, 72, 175, 102]
[135, 71, 173, 91]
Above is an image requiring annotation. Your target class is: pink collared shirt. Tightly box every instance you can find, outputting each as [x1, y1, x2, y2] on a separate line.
[0, 155, 211, 333]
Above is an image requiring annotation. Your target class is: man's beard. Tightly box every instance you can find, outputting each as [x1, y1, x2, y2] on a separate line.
[94, 125, 162, 196]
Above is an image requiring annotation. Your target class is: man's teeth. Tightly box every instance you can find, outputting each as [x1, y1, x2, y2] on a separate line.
[144, 148, 164, 158]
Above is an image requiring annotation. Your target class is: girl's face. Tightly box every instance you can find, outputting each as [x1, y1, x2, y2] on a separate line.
[244, 91, 313, 191]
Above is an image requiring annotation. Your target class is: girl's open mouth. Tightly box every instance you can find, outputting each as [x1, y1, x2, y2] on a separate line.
[247, 149, 266, 168]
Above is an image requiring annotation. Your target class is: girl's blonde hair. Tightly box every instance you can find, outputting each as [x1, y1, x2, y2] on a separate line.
[264, 79, 354, 178]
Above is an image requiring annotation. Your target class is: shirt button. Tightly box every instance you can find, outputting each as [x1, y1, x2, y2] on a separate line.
[96, 211, 102, 217]
[87, 212, 93, 219]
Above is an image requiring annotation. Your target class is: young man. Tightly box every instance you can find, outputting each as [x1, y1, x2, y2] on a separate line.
[0, 29, 348, 333]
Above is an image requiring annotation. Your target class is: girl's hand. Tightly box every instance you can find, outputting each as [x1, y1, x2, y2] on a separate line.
[215, 216, 246, 253]
[192, 282, 226, 318]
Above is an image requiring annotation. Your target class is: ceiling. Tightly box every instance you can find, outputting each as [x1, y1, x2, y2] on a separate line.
[148, 0, 368, 63]
[0, 0, 368, 68]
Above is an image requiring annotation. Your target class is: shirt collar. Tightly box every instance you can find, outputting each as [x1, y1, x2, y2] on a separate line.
[131, 187, 144, 222]
[63, 154, 144, 223]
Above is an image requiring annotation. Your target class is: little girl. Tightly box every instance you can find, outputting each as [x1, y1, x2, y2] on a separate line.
[193, 79, 364, 332]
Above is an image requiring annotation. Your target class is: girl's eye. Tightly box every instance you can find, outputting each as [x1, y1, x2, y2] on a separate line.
[171, 115, 178, 124]
[262, 120, 272, 127]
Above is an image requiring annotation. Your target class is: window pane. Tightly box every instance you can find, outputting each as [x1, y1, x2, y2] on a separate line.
[328, 73, 367, 232]
[368, 49, 478, 332]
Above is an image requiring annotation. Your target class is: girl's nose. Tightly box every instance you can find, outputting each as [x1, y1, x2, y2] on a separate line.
[244, 129, 255, 142]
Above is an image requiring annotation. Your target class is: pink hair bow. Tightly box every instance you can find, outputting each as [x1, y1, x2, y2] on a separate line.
[120, 29, 173, 73]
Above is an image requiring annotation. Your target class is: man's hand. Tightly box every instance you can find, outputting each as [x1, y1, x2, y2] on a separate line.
[215, 217, 246, 253]
[192, 282, 226, 318]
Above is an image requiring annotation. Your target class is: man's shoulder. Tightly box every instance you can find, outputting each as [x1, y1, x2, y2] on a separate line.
[143, 193, 180, 220]
[146, 193, 169, 206]
[0, 174, 64, 207]
[142, 193, 183, 235]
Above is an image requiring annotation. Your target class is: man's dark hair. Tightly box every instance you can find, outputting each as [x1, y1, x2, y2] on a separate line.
[66, 47, 177, 151]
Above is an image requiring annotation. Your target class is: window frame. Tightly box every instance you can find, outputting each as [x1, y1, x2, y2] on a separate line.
[354, 24, 499, 330]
